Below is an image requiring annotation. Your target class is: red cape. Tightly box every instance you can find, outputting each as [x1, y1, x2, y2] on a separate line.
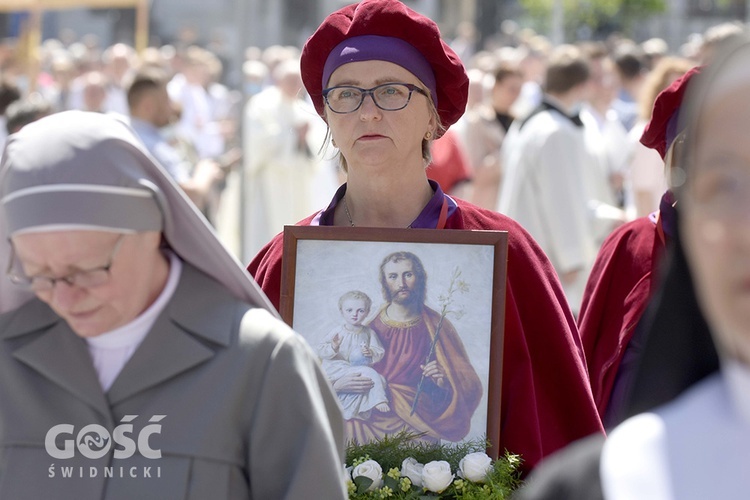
[249, 198, 603, 472]
[578, 216, 667, 418]
[426, 129, 472, 193]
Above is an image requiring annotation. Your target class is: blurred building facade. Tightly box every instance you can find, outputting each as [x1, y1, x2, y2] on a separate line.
[1, 1, 453, 88]
[0, 0, 746, 87]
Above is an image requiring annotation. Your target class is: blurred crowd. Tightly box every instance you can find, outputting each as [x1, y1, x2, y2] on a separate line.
[0, 19, 745, 305]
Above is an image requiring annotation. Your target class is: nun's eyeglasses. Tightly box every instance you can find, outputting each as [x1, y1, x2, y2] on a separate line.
[322, 83, 429, 114]
[6, 234, 125, 292]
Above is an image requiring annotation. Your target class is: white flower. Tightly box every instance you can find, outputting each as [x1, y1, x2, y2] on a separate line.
[422, 460, 454, 493]
[458, 452, 493, 483]
[400, 457, 425, 487]
[352, 460, 383, 491]
[343, 464, 353, 481]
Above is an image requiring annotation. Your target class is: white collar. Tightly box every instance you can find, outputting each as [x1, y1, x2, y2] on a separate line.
[723, 360, 750, 425]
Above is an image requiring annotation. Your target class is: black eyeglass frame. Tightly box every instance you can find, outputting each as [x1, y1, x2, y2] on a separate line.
[321, 82, 429, 114]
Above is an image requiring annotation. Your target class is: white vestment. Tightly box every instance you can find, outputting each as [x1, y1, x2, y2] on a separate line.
[241, 86, 319, 261]
[167, 78, 225, 160]
[497, 102, 598, 312]
[581, 105, 630, 242]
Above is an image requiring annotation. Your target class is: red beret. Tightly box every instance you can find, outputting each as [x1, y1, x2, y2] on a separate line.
[640, 65, 702, 159]
[300, 0, 468, 133]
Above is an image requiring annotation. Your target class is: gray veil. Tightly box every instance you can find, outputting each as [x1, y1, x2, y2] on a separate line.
[0, 110, 276, 316]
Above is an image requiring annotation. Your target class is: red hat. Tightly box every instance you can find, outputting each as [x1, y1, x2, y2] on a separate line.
[300, 0, 468, 133]
[640, 65, 702, 159]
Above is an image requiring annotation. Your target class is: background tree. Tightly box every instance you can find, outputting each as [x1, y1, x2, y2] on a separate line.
[517, 0, 667, 41]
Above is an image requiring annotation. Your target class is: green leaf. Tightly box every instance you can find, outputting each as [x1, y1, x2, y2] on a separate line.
[354, 475, 374, 494]
[384, 475, 400, 490]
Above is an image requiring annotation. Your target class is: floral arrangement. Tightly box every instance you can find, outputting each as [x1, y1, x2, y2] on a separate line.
[344, 432, 523, 499]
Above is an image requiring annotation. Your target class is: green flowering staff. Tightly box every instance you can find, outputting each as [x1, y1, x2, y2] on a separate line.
[410, 266, 468, 416]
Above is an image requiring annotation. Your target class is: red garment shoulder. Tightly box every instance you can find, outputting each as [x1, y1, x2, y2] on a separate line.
[247, 213, 317, 312]
[426, 129, 472, 193]
[449, 199, 604, 470]
[578, 216, 666, 417]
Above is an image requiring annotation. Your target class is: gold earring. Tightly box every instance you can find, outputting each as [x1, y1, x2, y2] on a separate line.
[331, 138, 337, 148]
[424, 131, 432, 140]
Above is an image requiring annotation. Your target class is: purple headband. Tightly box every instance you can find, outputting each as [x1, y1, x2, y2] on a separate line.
[321, 35, 438, 107]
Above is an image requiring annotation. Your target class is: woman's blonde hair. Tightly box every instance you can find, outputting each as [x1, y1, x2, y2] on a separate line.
[638, 57, 696, 121]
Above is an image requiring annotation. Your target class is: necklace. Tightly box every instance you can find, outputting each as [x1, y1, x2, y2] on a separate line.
[342, 195, 415, 228]
[342, 195, 355, 227]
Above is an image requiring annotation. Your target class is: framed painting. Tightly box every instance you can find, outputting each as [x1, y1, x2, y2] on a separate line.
[280, 226, 508, 458]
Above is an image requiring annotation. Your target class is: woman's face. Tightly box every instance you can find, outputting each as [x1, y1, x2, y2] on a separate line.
[10, 230, 168, 338]
[325, 60, 436, 172]
[682, 84, 750, 364]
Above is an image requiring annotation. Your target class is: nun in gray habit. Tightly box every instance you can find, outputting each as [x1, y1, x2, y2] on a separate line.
[514, 34, 750, 500]
[0, 111, 347, 499]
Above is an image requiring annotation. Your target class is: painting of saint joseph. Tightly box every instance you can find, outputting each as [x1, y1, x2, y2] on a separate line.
[332, 251, 482, 443]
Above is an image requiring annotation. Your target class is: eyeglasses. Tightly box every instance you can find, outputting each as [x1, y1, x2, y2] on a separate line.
[6, 234, 126, 292]
[322, 83, 429, 114]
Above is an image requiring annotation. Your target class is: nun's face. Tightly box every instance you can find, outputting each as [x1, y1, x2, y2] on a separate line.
[682, 84, 750, 364]
[10, 230, 169, 338]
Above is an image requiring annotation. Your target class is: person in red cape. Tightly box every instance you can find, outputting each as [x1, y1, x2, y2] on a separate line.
[426, 128, 473, 197]
[248, 0, 602, 473]
[578, 65, 700, 428]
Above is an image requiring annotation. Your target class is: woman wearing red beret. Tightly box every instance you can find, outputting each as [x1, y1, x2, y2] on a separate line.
[248, 0, 603, 473]
[578, 66, 700, 429]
